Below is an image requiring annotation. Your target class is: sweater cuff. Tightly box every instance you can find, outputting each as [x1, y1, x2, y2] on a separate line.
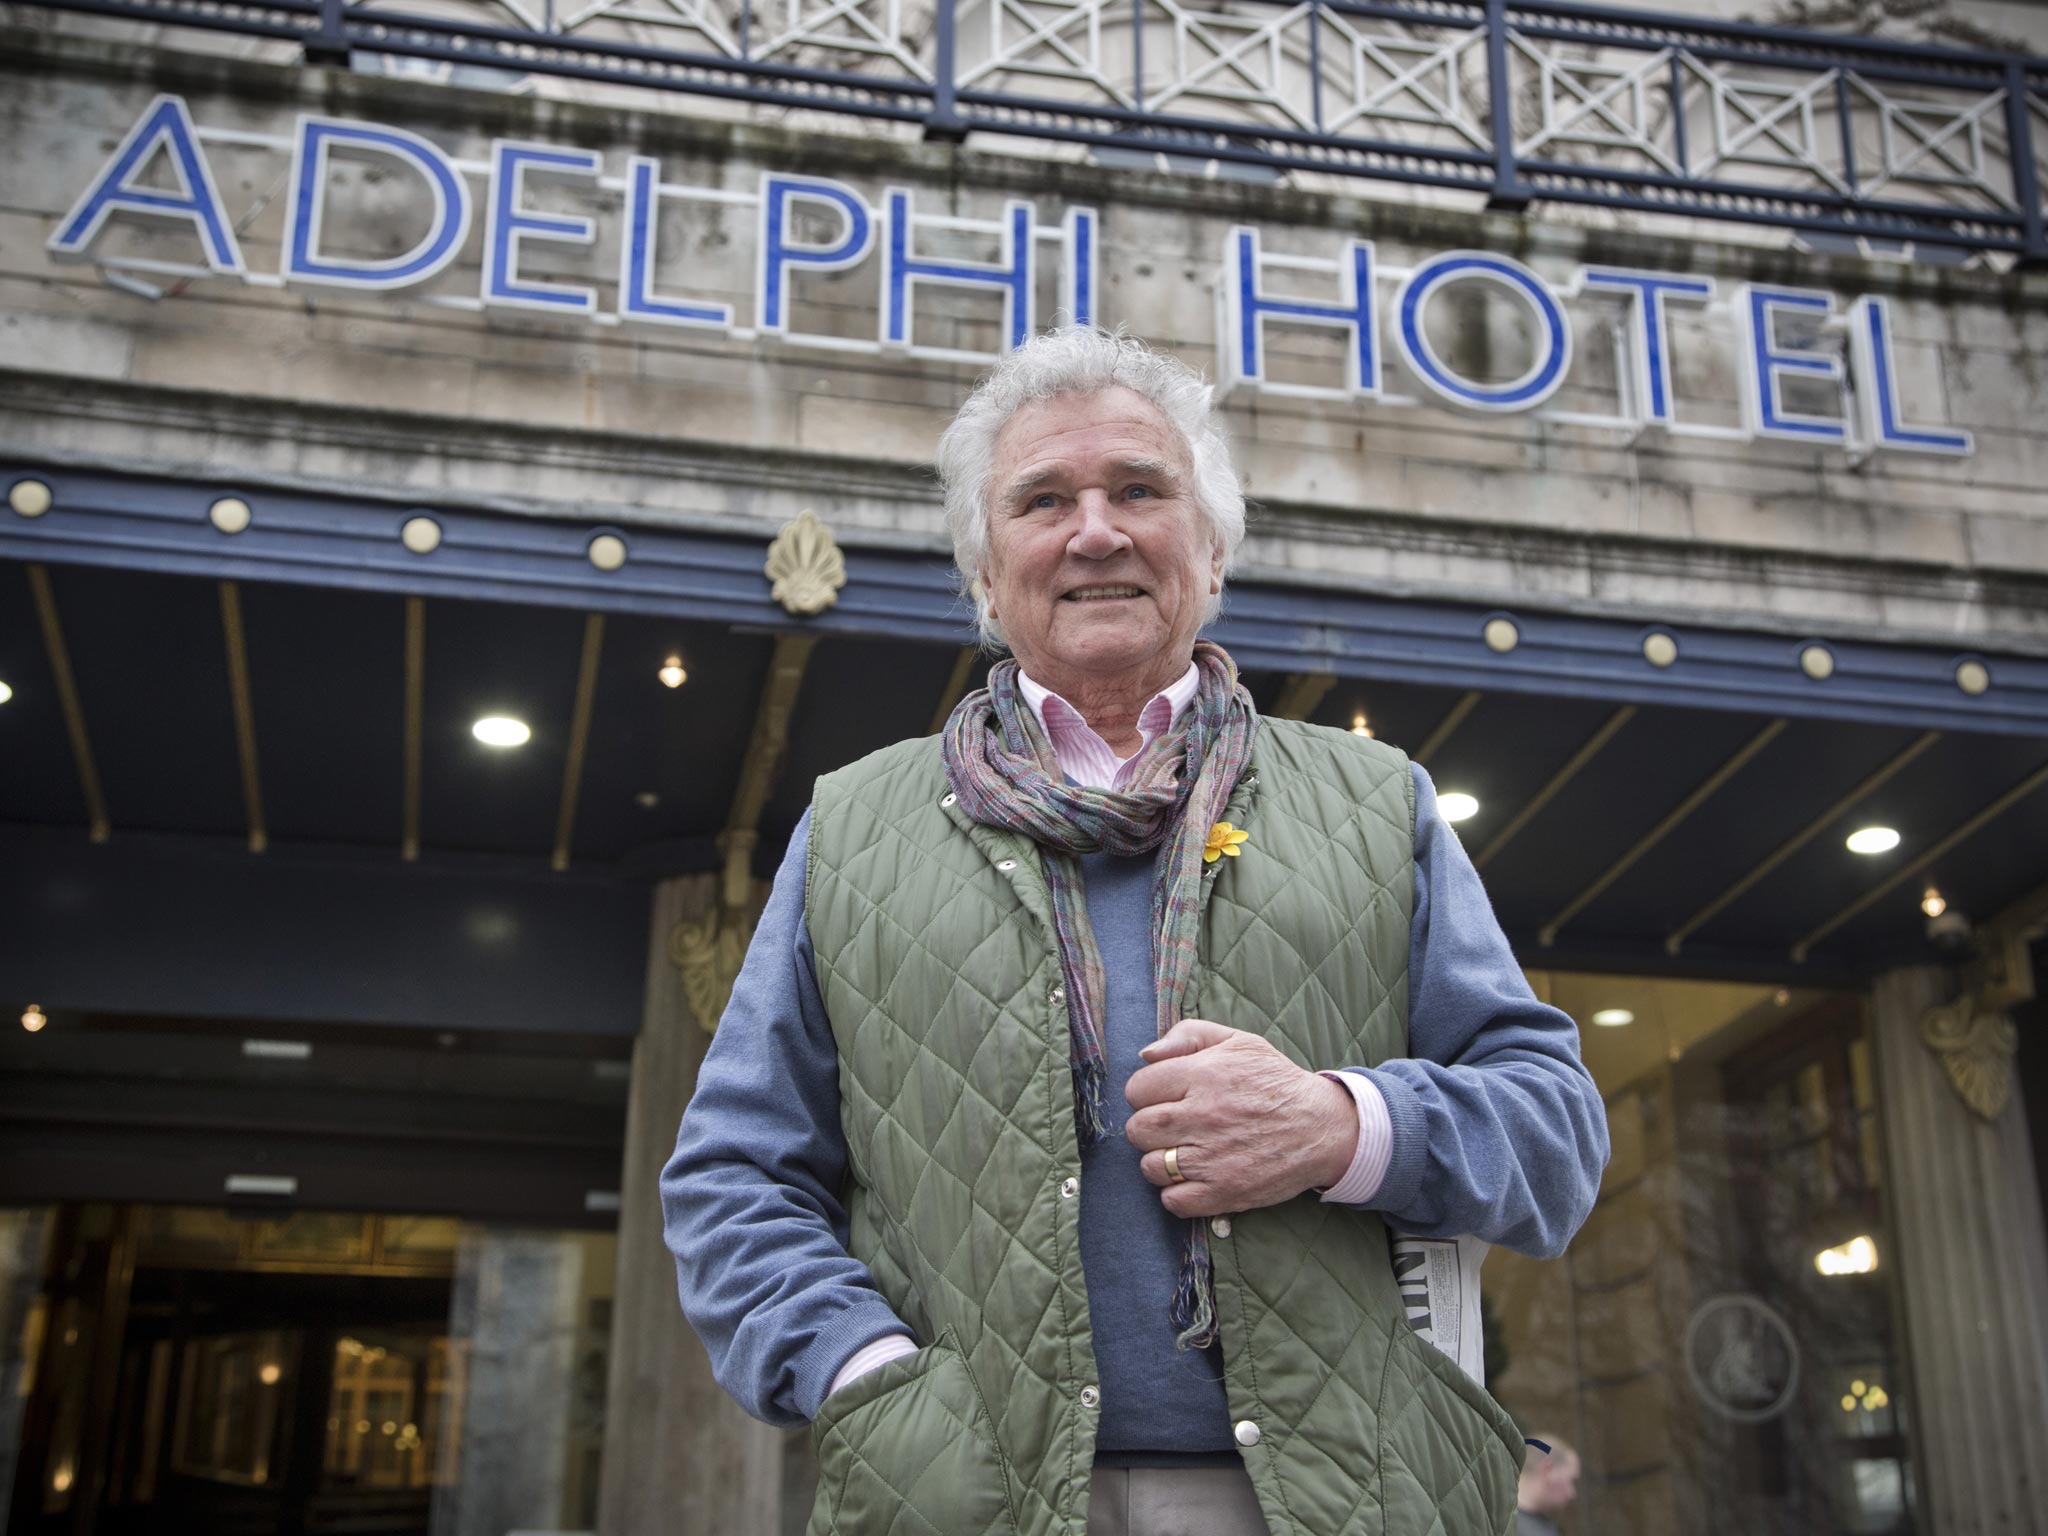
[1351, 1067, 1429, 1214]
[1317, 1070, 1392, 1204]
[792, 1300, 917, 1422]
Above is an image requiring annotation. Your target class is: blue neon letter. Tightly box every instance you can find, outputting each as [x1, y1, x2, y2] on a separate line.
[1579, 268, 1714, 426]
[1395, 252, 1572, 412]
[483, 141, 602, 314]
[50, 94, 244, 274]
[755, 174, 873, 334]
[1736, 286, 1846, 443]
[285, 117, 470, 290]
[618, 157, 732, 329]
[1064, 206, 1096, 328]
[882, 188, 1034, 352]
[1222, 226, 1377, 396]
[1848, 297, 1971, 456]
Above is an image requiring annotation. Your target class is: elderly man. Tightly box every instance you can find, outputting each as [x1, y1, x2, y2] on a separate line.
[664, 327, 1608, 1536]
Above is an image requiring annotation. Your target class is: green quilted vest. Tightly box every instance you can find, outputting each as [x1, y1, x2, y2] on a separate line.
[804, 717, 1524, 1536]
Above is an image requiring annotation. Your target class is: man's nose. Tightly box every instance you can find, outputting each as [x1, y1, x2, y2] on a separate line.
[1067, 490, 1131, 558]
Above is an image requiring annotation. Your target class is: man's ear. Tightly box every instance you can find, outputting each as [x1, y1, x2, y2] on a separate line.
[1209, 541, 1226, 596]
[977, 567, 997, 624]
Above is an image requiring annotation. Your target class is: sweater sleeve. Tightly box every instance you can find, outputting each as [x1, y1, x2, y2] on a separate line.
[1336, 762, 1611, 1259]
[660, 807, 914, 1425]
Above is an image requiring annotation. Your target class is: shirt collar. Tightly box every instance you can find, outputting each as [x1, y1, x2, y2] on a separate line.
[1016, 662, 1200, 750]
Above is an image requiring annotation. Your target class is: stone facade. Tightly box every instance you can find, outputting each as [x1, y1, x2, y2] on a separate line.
[5, 18, 2048, 655]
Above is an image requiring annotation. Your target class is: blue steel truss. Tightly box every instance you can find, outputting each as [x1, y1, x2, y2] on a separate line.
[19, 0, 2048, 256]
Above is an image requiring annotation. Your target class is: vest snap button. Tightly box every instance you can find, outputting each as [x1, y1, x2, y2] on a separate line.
[940, 792, 957, 808]
[1060, 1177, 1078, 1199]
[1234, 1419, 1260, 1447]
[1080, 1386, 1100, 1409]
[996, 859, 1017, 872]
[1050, 986, 1065, 1004]
[1211, 1216, 1232, 1238]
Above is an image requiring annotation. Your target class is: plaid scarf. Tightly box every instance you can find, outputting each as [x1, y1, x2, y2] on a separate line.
[941, 639, 1258, 1348]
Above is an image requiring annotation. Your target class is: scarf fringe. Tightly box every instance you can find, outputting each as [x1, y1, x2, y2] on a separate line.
[941, 643, 1253, 1362]
[1073, 1062, 1110, 1151]
[1171, 1224, 1218, 1350]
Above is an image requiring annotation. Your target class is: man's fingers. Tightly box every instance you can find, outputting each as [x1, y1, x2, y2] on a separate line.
[1138, 1017, 1235, 1063]
[1136, 1146, 1206, 1188]
[1160, 1181, 1229, 1219]
[1123, 1103, 1184, 1152]
[1124, 1055, 1193, 1111]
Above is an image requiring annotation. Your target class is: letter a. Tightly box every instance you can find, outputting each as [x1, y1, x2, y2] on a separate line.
[50, 94, 245, 273]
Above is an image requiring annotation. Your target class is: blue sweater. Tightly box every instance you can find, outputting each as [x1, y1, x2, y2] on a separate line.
[662, 761, 1608, 1447]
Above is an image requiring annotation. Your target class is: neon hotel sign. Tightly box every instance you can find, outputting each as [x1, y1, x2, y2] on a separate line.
[54, 94, 1972, 458]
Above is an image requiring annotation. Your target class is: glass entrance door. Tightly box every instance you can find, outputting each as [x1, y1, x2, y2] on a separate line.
[8, 1204, 613, 1536]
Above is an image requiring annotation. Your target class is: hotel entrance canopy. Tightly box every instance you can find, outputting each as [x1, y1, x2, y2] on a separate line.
[4, 461, 2045, 1023]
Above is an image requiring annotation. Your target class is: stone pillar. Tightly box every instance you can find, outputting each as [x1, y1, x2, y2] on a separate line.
[1870, 965, 2048, 1534]
[433, 1230, 584, 1536]
[597, 875, 787, 1536]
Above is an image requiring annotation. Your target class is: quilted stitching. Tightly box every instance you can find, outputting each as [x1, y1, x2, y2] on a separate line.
[806, 722, 1518, 1536]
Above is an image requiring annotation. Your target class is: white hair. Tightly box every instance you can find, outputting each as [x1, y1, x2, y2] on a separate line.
[934, 326, 1247, 649]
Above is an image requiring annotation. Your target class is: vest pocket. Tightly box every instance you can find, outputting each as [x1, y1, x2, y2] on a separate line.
[1378, 1316, 1524, 1535]
[808, 1328, 1017, 1536]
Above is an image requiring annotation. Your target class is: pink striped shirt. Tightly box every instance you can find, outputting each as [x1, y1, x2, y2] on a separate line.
[827, 665, 1392, 1399]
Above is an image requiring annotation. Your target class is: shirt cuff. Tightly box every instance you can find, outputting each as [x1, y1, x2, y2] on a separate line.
[1318, 1069, 1394, 1205]
[827, 1333, 919, 1400]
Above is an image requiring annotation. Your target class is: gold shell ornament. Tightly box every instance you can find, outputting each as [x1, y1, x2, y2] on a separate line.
[764, 509, 847, 617]
[1919, 997, 2017, 1121]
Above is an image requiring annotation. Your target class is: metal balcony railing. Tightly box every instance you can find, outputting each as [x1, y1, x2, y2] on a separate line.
[19, 0, 2048, 256]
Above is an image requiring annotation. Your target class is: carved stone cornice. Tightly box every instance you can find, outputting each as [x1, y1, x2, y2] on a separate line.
[1920, 998, 2018, 1121]
[669, 909, 755, 1036]
[1917, 890, 2042, 1122]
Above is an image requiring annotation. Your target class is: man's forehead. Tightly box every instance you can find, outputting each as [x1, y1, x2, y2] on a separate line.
[991, 387, 1187, 470]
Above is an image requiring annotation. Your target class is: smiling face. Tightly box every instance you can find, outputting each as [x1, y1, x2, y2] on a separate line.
[979, 386, 1223, 703]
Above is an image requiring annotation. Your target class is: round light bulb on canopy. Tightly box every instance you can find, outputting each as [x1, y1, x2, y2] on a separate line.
[1437, 792, 1479, 823]
[473, 716, 531, 748]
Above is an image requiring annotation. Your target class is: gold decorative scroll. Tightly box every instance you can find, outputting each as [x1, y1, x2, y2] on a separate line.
[1919, 996, 2018, 1122]
[764, 509, 846, 616]
[670, 912, 754, 1035]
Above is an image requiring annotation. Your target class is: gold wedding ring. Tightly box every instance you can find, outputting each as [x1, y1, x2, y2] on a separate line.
[1164, 1146, 1187, 1183]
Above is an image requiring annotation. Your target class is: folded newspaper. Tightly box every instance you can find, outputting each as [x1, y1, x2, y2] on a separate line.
[1390, 1233, 1488, 1387]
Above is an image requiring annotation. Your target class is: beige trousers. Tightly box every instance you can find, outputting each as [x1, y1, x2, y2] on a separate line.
[1086, 1465, 1274, 1536]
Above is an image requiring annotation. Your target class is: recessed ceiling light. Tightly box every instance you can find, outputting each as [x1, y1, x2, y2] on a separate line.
[635, 791, 660, 809]
[473, 716, 531, 748]
[1846, 826, 1899, 855]
[1921, 886, 1946, 918]
[21, 1004, 47, 1033]
[1438, 792, 1479, 823]
[659, 656, 688, 689]
[1350, 714, 1374, 738]
[0, 679, 12, 705]
[1591, 1008, 1634, 1027]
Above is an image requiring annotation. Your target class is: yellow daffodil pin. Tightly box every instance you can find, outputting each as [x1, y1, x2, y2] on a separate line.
[1203, 821, 1250, 864]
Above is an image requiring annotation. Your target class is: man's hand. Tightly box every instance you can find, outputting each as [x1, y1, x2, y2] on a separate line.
[1124, 1019, 1359, 1218]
